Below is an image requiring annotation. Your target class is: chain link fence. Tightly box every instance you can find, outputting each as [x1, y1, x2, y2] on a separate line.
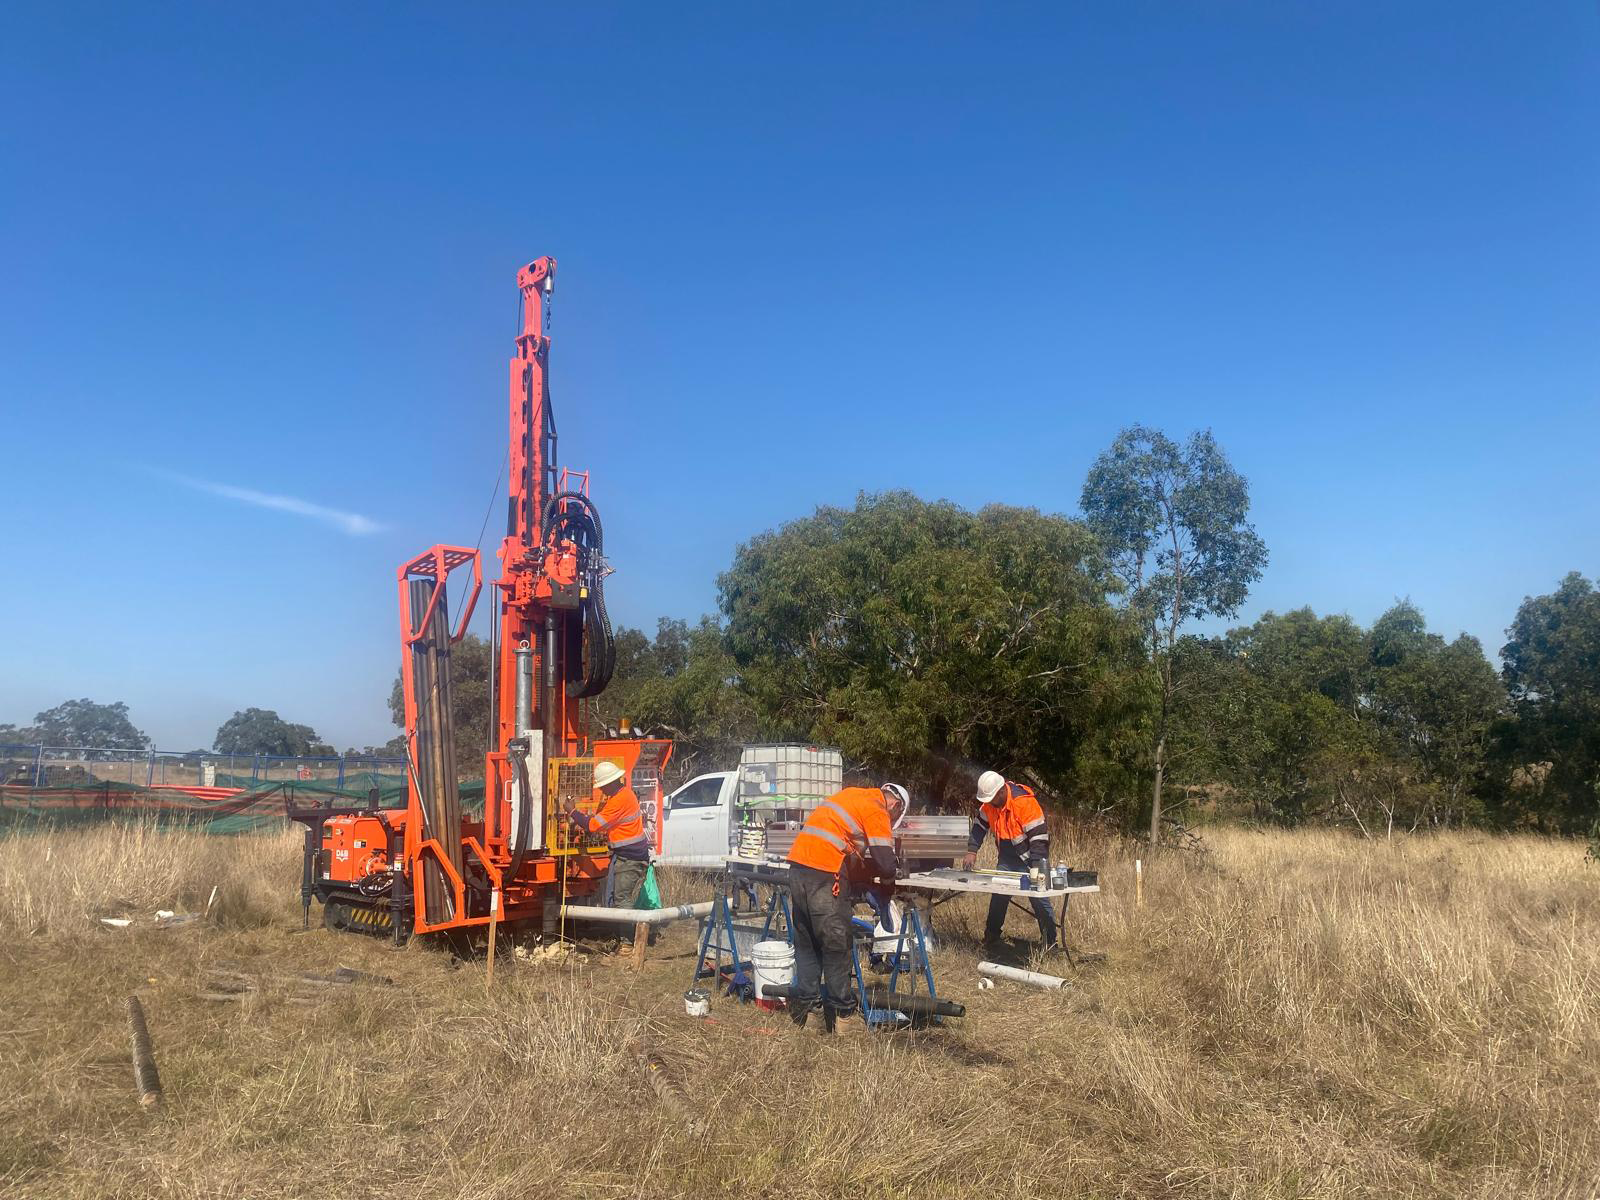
[0, 744, 405, 791]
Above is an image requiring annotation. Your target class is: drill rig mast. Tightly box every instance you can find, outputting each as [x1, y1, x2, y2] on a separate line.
[480, 255, 620, 918]
[291, 258, 668, 941]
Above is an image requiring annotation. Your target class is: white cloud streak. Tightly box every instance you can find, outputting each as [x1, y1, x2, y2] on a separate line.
[154, 471, 384, 536]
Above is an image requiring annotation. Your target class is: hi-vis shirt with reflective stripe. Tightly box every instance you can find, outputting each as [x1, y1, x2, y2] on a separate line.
[968, 781, 1049, 861]
[582, 784, 648, 855]
[787, 787, 897, 876]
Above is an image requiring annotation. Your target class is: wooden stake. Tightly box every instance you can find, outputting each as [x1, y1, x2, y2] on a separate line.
[485, 888, 500, 990]
[631, 921, 649, 970]
[1135, 858, 1144, 909]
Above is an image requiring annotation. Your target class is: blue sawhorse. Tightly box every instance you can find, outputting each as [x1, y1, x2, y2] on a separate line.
[694, 871, 946, 1028]
[693, 868, 792, 997]
[850, 903, 943, 1028]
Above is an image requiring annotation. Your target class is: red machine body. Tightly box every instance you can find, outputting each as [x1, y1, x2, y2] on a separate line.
[321, 813, 392, 884]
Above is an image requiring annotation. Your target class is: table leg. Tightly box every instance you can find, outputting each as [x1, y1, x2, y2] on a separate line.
[1057, 894, 1075, 965]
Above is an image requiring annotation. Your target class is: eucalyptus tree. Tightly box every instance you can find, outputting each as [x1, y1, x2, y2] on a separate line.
[1082, 426, 1267, 844]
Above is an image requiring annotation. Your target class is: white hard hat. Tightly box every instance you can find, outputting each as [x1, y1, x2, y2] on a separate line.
[975, 770, 1006, 804]
[593, 761, 626, 789]
[881, 783, 910, 830]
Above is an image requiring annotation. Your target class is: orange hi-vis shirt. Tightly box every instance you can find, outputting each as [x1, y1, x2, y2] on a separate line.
[968, 781, 1050, 862]
[581, 784, 648, 858]
[787, 787, 897, 876]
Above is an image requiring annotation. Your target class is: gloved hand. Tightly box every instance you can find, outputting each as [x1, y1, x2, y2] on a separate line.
[564, 808, 586, 831]
[961, 851, 978, 872]
[866, 888, 896, 934]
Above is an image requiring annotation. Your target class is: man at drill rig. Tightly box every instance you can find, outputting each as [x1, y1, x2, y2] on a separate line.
[963, 769, 1059, 953]
[566, 761, 650, 909]
[785, 782, 909, 1032]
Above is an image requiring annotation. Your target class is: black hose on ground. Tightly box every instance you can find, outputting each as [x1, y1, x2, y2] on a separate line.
[761, 982, 966, 1019]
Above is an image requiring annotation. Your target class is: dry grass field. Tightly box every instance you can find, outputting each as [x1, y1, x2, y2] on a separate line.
[0, 821, 1596, 1199]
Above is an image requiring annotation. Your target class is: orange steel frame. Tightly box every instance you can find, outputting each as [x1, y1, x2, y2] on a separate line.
[395, 257, 612, 936]
[397, 545, 489, 936]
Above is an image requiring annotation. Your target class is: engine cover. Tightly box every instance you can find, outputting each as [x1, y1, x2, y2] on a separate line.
[321, 814, 392, 884]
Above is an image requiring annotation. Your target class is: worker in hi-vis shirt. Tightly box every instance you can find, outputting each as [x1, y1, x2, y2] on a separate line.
[785, 783, 908, 1031]
[964, 769, 1057, 952]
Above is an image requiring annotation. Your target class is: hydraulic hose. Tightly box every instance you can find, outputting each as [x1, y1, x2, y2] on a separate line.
[572, 573, 616, 697]
[541, 490, 603, 548]
[540, 491, 616, 699]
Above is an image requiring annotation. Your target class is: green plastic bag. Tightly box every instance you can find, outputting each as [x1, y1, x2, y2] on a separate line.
[636, 865, 663, 910]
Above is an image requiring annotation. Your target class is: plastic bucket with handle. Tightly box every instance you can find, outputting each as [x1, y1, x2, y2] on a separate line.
[751, 939, 795, 1008]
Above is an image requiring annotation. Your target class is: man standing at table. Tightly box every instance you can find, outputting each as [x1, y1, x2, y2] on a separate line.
[963, 769, 1058, 953]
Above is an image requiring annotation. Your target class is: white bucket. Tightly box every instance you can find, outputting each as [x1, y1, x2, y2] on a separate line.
[683, 988, 710, 1017]
[750, 939, 795, 999]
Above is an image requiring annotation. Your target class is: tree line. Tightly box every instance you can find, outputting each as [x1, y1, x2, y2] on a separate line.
[594, 428, 1597, 841]
[6, 425, 1594, 839]
[0, 700, 400, 761]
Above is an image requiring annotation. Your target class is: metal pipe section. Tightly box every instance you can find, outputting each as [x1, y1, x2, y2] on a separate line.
[543, 612, 557, 738]
[513, 641, 533, 735]
[487, 611, 498, 750]
[559, 901, 714, 926]
[764, 982, 966, 1019]
[862, 986, 966, 1018]
[977, 961, 1070, 990]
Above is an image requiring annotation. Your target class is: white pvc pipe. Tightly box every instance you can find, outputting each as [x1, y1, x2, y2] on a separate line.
[560, 901, 715, 926]
[977, 960, 1070, 990]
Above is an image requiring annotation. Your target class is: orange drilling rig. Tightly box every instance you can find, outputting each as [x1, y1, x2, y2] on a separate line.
[291, 257, 671, 941]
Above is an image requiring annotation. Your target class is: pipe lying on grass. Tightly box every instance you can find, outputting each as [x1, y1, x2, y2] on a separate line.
[126, 995, 162, 1111]
[560, 901, 715, 926]
[763, 982, 966, 1019]
[977, 960, 1070, 990]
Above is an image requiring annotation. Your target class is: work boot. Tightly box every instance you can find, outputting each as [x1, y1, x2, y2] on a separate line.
[828, 1008, 870, 1039]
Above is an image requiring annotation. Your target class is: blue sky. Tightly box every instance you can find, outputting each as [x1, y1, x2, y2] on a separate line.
[2, 4, 1595, 750]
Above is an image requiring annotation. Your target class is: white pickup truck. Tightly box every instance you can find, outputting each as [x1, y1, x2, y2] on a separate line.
[655, 743, 845, 867]
[656, 770, 741, 867]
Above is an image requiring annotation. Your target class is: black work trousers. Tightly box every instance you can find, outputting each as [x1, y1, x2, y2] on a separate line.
[983, 850, 1058, 949]
[605, 854, 650, 909]
[788, 864, 857, 1019]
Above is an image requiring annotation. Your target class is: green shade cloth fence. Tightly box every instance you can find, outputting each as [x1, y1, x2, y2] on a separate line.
[1, 779, 486, 834]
